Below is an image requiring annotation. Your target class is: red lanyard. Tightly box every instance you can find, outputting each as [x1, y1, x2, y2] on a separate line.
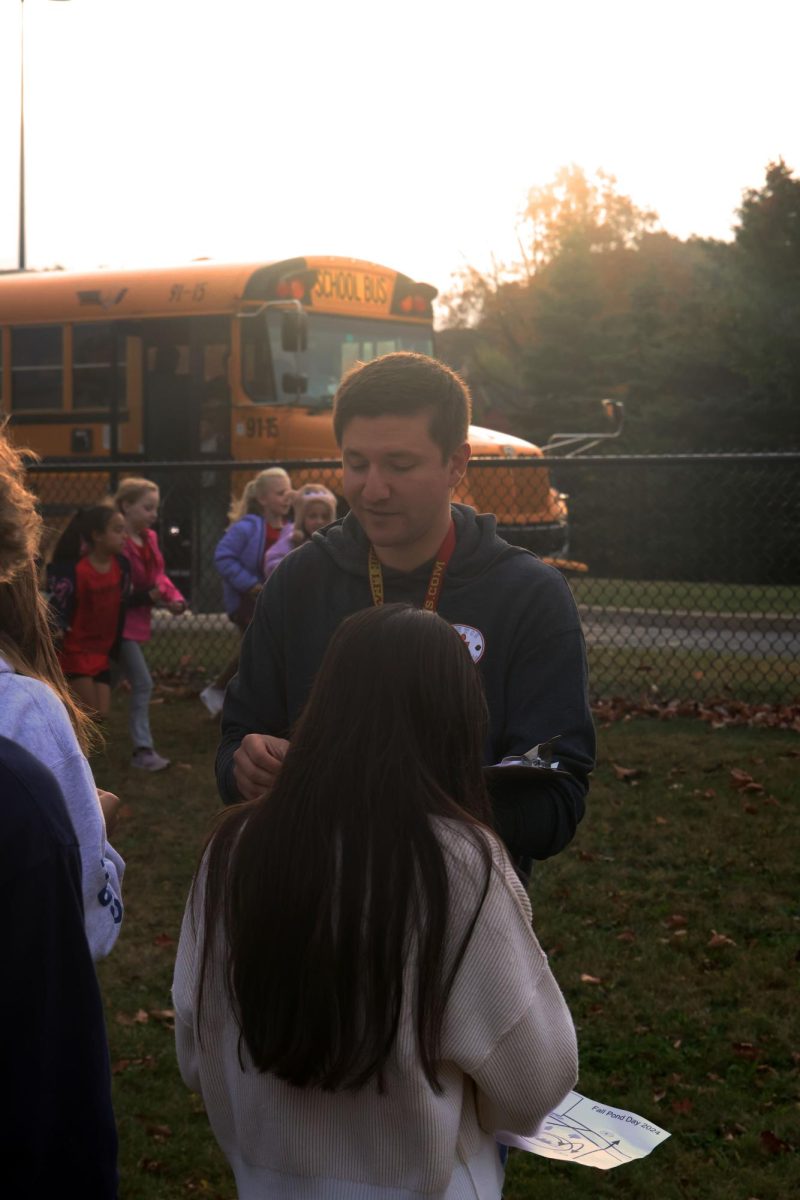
[368, 520, 456, 613]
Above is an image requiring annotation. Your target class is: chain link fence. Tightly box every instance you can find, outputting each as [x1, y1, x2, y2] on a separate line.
[26, 453, 800, 704]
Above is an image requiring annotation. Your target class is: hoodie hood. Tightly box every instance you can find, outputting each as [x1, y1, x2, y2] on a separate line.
[312, 502, 526, 588]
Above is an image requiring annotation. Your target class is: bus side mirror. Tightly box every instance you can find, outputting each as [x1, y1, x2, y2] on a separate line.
[281, 310, 308, 353]
[282, 372, 308, 396]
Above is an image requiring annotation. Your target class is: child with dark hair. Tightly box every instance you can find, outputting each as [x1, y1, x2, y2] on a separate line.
[47, 504, 134, 720]
[175, 604, 577, 1199]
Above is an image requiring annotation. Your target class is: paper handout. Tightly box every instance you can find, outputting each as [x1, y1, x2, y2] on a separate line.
[497, 1090, 671, 1170]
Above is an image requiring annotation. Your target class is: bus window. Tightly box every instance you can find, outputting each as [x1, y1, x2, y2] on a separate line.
[73, 323, 126, 409]
[266, 312, 434, 410]
[11, 326, 63, 411]
[267, 313, 436, 408]
[242, 316, 275, 403]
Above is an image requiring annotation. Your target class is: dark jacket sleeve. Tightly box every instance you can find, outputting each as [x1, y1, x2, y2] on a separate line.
[110, 555, 132, 659]
[0, 739, 118, 1197]
[487, 571, 595, 863]
[215, 571, 289, 803]
[45, 561, 76, 638]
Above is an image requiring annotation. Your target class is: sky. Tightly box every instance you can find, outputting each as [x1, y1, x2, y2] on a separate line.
[0, 0, 797, 302]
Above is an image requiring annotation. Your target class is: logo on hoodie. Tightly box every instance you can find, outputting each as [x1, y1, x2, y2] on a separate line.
[452, 623, 485, 663]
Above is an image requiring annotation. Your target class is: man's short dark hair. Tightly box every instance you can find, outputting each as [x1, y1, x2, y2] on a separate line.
[332, 352, 471, 460]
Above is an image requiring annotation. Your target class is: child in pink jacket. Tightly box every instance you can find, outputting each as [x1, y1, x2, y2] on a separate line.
[114, 477, 186, 771]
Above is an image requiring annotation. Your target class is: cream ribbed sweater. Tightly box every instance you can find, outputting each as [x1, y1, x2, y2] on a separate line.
[173, 821, 577, 1199]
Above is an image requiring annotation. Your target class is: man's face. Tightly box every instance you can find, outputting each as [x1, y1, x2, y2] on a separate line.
[342, 412, 469, 551]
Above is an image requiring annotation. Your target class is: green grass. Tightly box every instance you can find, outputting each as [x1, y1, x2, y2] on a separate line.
[95, 698, 800, 1199]
[569, 578, 800, 616]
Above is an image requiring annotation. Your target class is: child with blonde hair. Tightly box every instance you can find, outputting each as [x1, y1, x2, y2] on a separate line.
[263, 482, 337, 578]
[200, 468, 292, 717]
[114, 476, 186, 771]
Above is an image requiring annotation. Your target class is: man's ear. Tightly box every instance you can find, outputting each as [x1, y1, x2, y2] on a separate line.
[448, 442, 471, 487]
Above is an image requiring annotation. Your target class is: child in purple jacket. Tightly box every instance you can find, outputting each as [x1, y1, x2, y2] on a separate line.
[263, 484, 337, 579]
[200, 468, 292, 717]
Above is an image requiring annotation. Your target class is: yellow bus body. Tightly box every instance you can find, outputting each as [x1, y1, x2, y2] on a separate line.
[0, 258, 567, 554]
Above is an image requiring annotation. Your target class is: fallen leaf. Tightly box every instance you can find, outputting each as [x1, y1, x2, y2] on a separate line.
[616, 929, 636, 942]
[708, 930, 737, 948]
[146, 1123, 172, 1141]
[732, 1042, 759, 1059]
[652, 1090, 666, 1103]
[612, 762, 643, 782]
[729, 768, 754, 789]
[671, 1098, 693, 1114]
[655, 815, 668, 825]
[138, 1158, 167, 1174]
[666, 913, 688, 929]
[111, 1055, 157, 1075]
[580, 973, 603, 985]
[149, 1008, 176, 1023]
[153, 932, 176, 948]
[760, 1129, 792, 1155]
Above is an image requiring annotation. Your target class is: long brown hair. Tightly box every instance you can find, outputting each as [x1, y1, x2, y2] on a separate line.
[198, 605, 494, 1093]
[0, 427, 94, 753]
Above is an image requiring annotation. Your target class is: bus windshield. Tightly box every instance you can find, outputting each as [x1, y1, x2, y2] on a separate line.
[266, 312, 435, 407]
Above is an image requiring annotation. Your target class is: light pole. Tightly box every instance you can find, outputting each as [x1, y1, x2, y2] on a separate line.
[18, 0, 70, 271]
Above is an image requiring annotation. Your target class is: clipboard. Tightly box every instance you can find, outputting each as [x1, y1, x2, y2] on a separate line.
[483, 736, 573, 781]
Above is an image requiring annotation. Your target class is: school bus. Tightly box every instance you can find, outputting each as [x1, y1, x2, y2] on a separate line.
[0, 257, 571, 595]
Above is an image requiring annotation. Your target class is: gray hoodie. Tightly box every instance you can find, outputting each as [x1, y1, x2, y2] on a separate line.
[0, 657, 124, 959]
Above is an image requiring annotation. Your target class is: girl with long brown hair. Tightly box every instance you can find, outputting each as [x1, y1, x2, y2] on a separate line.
[174, 604, 577, 1198]
[0, 428, 124, 960]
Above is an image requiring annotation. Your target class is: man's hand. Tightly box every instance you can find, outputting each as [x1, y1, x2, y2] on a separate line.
[97, 788, 122, 837]
[233, 734, 289, 801]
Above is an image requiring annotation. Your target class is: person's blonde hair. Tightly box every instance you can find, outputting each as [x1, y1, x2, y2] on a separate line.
[113, 476, 159, 513]
[0, 427, 94, 753]
[290, 483, 337, 545]
[228, 467, 291, 524]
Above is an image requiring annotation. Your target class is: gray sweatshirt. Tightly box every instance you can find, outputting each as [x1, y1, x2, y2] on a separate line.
[0, 657, 124, 959]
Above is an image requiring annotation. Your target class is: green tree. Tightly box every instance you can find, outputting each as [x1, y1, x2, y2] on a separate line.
[725, 159, 800, 446]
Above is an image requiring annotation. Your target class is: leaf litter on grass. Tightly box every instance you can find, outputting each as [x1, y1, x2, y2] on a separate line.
[95, 701, 799, 1200]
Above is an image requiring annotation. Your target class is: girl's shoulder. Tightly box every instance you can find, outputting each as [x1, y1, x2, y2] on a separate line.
[0, 659, 79, 763]
[225, 513, 263, 539]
